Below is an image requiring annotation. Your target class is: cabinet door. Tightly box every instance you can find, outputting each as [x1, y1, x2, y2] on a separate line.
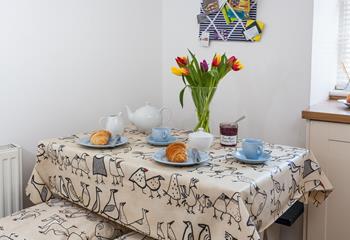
[326, 140, 350, 238]
[307, 121, 350, 240]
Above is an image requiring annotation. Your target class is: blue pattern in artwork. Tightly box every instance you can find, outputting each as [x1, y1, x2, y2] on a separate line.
[199, 0, 258, 42]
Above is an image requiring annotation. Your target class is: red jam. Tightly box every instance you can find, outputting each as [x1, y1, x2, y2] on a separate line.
[220, 122, 238, 147]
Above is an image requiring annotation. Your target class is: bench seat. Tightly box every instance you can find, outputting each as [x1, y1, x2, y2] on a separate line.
[0, 198, 130, 240]
[116, 231, 154, 240]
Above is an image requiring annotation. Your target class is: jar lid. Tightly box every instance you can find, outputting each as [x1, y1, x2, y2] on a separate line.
[189, 128, 213, 139]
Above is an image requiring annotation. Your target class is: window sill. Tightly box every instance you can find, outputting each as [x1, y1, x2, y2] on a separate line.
[302, 100, 350, 124]
[329, 90, 349, 100]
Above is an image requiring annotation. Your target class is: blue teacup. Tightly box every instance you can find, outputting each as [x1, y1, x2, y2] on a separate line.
[151, 128, 171, 142]
[242, 138, 264, 159]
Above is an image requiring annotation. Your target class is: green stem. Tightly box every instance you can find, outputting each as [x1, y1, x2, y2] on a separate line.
[192, 87, 215, 132]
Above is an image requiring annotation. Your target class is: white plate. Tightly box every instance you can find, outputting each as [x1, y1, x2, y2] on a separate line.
[152, 148, 210, 167]
[77, 136, 128, 149]
[337, 99, 350, 108]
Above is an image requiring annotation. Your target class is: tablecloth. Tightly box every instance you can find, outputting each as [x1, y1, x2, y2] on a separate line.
[25, 128, 333, 240]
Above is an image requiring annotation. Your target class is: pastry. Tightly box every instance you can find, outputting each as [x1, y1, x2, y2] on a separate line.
[90, 130, 111, 145]
[347, 94, 350, 103]
[166, 142, 188, 163]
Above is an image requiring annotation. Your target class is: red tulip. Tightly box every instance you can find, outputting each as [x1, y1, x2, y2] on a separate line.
[211, 54, 222, 67]
[228, 56, 237, 64]
[175, 56, 188, 66]
[227, 56, 243, 71]
[232, 60, 243, 71]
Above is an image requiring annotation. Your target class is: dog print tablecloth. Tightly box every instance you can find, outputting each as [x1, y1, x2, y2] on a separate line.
[0, 198, 130, 240]
[25, 128, 333, 240]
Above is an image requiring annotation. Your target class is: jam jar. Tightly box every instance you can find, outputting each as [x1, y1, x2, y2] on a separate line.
[220, 122, 238, 147]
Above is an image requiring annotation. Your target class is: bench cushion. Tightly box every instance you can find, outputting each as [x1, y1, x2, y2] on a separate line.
[116, 231, 154, 240]
[0, 198, 130, 240]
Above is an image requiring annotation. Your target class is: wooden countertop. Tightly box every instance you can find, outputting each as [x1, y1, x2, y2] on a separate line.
[302, 100, 350, 124]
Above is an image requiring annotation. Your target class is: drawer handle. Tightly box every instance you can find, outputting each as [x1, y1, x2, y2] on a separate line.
[329, 139, 350, 144]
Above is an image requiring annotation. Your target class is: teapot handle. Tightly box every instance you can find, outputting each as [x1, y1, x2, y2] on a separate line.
[160, 107, 172, 126]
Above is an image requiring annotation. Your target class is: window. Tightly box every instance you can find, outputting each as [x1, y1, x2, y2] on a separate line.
[337, 0, 350, 90]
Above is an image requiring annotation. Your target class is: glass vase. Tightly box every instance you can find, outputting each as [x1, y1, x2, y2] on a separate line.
[189, 86, 217, 133]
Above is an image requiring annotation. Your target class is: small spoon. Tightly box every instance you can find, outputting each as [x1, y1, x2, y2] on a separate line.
[109, 135, 121, 145]
[235, 115, 246, 124]
[192, 148, 201, 163]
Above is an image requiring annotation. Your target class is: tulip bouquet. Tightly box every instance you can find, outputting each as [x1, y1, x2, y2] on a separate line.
[171, 50, 243, 132]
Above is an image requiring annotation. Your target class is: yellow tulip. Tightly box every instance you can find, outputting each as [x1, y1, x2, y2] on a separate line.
[171, 67, 189, 76]
[181, 68, 189, 75]
[171, 67, 182, 76]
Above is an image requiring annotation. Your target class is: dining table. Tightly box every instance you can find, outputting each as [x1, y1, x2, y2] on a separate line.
[25, 127, 333, 240]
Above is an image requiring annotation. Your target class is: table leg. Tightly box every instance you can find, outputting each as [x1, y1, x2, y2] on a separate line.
[265, 223, 281, 240]
[259, 231, 267, 240]
[303, 204, 308, 240]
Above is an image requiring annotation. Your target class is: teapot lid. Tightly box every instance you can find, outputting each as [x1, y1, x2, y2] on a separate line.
[136, 102, 157, 112]
[189, 128, 213, 139]
[142, 102, 157, 109]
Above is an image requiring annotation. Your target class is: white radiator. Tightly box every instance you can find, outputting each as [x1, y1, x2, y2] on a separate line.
[0, 144, 23, 217]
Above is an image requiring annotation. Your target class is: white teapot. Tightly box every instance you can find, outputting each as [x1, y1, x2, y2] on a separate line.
[99, 112, 125, 136]
[126, 103, 170, 133]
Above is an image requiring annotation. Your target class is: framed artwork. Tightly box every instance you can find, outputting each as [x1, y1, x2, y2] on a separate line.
[199, 0, 263, 43]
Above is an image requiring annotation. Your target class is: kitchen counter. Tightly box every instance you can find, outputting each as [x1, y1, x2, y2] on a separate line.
[302, 100, 350, 124]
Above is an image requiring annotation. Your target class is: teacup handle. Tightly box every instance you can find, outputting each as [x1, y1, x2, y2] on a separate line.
[160, 107, 172, 126]
[99, 117, 107, 128]
[257, 145, 263, 156]
[162, 131, 168, 140]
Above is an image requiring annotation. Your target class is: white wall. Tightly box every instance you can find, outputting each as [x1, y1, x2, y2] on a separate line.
[162, 1, 314, 239]
[0, 0, 162, 206]
[162, 0, 313, 147]
[0, 0, 322, 238]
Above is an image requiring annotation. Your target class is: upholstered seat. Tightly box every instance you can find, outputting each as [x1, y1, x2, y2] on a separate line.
[0, 198, 130, 240]
[116, 231, 153, 240]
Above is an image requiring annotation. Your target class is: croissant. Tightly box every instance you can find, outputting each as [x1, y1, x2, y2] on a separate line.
[90, 130, 111, 145]
[166, 142, 187, 163]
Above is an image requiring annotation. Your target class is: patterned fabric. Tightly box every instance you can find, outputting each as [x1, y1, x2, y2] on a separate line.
[116, 232, 153, 240]
[0, 198, 130, 240]
[199, 0, 257, 42]
[26, 128, 333, 240]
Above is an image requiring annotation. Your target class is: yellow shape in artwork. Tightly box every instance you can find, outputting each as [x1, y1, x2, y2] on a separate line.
[246, 20, 265, 42]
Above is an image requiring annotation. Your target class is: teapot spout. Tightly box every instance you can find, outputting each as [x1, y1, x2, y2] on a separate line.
[125, 106, 134, 123]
